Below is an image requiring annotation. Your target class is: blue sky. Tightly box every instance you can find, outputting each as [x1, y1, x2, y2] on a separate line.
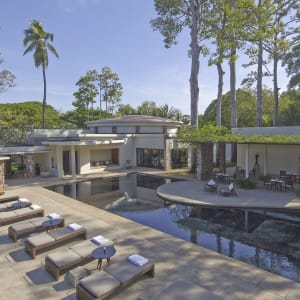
[0, 0, 289, 115]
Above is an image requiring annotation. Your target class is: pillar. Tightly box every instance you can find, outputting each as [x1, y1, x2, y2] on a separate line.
[70, 144, 76, 180]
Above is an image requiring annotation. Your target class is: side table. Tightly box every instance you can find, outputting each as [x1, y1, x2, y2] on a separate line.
[91, 246, 116, 270]
[42, 219, 62, 232]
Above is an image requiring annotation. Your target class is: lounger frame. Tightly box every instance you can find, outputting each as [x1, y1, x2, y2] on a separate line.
[25, 227, 87, 258]
[0, 207, 44, 226]
[76, 261, 155, 300]
[8, 217, 65, 242]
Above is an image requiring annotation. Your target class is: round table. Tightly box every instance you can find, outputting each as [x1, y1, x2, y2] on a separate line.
[42, 219, 62, 232]
[91, 246, 116, 270]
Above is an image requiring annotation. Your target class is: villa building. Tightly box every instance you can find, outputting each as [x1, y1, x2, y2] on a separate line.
[0, 115, 188, 179]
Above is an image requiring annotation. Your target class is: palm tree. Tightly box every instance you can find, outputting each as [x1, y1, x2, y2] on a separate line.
[23, 20, 59, 128]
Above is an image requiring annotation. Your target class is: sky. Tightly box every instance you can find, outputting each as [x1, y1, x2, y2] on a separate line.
[0, 0, 290, 115]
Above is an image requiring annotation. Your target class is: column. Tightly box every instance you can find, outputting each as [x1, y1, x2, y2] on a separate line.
[164, 137, 172, 171]
[0, 160, 5, 195]
[245, 144, 249, 178]
[70, 144, 76, 180]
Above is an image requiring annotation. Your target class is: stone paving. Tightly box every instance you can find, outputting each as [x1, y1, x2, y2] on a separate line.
[1, 170, 300, 299]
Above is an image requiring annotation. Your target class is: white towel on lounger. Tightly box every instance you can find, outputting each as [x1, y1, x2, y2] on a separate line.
[128, 254, 149, 266]
[30, 204, 41, 210]
[91, 235, 109, 245]
[47, 213, 61, 219]
[67, 223, 82, 231]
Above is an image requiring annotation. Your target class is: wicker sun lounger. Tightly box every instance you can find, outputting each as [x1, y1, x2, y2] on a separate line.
[76, 255, 155, 300]
[153, 279, 223, 300]
[46, 237, 113, 280]
[0, 205, 44, 226]
[0, 199, 32, 212]
[24, 223, 87, 258]
[8, 215, 65, 242]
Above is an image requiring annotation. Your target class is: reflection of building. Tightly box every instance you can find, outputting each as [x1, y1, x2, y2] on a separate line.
[0, 116, 187, 179]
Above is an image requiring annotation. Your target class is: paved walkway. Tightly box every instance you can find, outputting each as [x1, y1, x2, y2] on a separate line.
[1, 172, 300, 299]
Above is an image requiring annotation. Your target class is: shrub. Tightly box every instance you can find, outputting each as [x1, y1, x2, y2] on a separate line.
[236, 178, 256, 189]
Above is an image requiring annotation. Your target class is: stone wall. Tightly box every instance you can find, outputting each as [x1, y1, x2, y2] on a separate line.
[197, 143, 214, 180]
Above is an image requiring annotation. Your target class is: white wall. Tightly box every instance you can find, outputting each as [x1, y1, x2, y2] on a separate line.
[140, 126, 163, 133]
[117, 126, 135, 134]
[90, 149, 111, 162]
[135, 135, 165, 149]
[237, 144, 300, 176]
[97, 126, 112, 133]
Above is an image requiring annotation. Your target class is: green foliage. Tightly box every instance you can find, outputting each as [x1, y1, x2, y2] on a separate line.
[202, 87, 300, 128]
[178, 122, 300, 144]
[236, 178, 256, 189]
[0, 101, 65, 129]
[283, 44, 300, 90]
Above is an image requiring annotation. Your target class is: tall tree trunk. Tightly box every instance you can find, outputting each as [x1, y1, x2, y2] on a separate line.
[189, 0, 201, 127]
[216, 63, 224, 126]
[216, 63, 225, 170]
[189, 0, 201, 173]
[273, 54, 279, 127]
[230, 49, 237, 129]
[256, 41, 263, 127]
[42, 65, 47, 129]
[230, 48, 237, 162]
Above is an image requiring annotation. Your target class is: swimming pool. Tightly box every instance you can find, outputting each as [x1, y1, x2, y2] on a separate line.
[47, 173, 300, 282]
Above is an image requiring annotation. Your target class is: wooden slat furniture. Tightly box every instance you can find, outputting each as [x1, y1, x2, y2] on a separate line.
[8, 215, 65, 242]
[76, 256, 155, 300]
[25, 224, 87, 258]
[45, 238, 113, 280]
[0, 206, 44, 226]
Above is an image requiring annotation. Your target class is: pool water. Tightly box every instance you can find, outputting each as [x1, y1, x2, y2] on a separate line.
[47, 173, 300, 282]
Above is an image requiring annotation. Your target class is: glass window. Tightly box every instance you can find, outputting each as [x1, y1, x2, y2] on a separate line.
[136, 148, 164, 169]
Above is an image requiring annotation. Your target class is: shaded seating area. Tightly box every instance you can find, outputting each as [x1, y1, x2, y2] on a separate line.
[24, 223, 87, 258]
[152, 279, 223, 300]
[0, 205, 44, 226]
[76, 254, 155, 300]
[46, 235, 113, 280]
[0, 198, 31, 212]
[219, 183, 237, 197]
[8, 213, 65, 242]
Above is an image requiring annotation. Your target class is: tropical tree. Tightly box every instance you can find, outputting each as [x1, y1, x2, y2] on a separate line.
[262, 0, 300, 126]
[156, 104, 180, 120]
[282, 44, 300, 90]
[0, 53, 16, 95]
[117, 104, 136, 116]
[137, 101, 158, 116]
[97, 66, 123, 115]
[23, 20, 59, 129]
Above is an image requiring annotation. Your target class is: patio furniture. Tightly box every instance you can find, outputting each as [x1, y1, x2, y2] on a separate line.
[45, 236, 113, 280]
[76, 254, 155, 300]
[152, 279, 223, 300]
[0, 205, 44, 226]
[25, 223, 87, 258]
[0, 198, 31, 212]
[204, 179, 217, 193]
[92, 245, 116, 270]
[8, 214, 65, 242]
[219, 183, 237, 197]
[0, 191, 19, 203]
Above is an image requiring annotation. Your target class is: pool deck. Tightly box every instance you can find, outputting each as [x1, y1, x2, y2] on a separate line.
[1, 170, 300, 299]
[157, 180, 300, 211]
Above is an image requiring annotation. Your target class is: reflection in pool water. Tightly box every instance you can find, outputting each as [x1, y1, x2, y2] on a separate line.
[47, 173, 300, 282]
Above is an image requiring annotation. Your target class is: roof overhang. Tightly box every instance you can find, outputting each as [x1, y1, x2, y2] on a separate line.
[42, 139, 126, 146]
[0, 146, 51, 155]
